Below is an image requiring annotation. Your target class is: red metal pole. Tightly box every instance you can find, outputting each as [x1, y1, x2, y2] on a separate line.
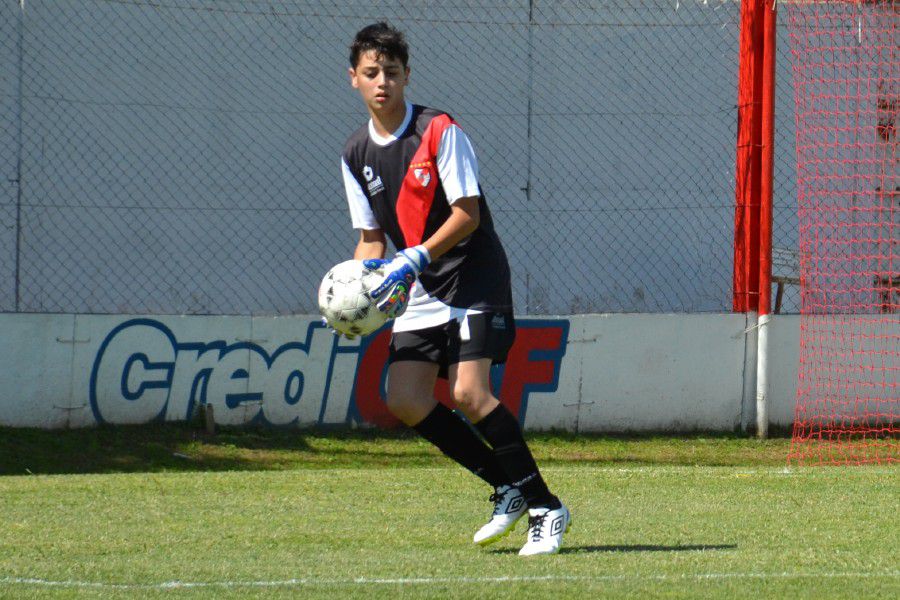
[758, 0, 776, 318]
[755, 0, 777, 439]
[733, 0, 765, 313]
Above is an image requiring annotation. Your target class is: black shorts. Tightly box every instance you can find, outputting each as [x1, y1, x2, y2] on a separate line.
[389, 312, 516, 379]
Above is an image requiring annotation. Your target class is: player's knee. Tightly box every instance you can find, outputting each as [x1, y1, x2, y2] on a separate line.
[385, 389, 428, 424]
[385, 390, 413, 416]
[450, 383, 489, 413]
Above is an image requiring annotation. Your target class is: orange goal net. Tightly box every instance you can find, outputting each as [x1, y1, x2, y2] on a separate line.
[787, 1, 898, 465]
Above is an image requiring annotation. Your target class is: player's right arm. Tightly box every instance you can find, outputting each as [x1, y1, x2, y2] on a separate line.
[354, 228, 386, 260]
[342, 158, 385, 260]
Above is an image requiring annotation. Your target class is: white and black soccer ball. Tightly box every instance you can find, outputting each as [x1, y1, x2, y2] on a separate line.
[318, 260, 388, 337]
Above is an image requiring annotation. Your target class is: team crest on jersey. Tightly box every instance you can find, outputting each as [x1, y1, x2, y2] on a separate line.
[363, 165, 374, 181]
[414, 168, 431, 188]
[410, 160, 432, 188]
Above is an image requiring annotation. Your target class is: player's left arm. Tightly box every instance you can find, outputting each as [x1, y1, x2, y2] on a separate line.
[367, 196, 478, 318]
[421, 195, 479, 260]
[425, 120, 482, 260]
[369, 122, 482, 317]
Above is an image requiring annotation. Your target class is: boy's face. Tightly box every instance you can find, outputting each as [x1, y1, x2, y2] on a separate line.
[349, 50, 409, 115]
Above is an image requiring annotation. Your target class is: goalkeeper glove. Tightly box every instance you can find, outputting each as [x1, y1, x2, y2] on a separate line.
[367, 245, 431, 319]
[361, 258, 389, 270]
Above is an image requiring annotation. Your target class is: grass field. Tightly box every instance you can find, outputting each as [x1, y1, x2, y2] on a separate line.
[0, 426, 897, 599]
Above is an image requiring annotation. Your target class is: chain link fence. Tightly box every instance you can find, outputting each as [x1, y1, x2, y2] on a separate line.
[773, 5, 802, 315]
[0, 0, 802, 315]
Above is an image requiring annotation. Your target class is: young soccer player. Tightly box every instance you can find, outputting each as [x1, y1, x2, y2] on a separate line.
[339, 22, 570, 555]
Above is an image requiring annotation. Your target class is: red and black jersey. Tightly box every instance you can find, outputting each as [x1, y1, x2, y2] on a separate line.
[342, 104, 512, 314]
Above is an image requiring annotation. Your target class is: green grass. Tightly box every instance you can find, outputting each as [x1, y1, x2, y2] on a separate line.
[0, 426, 897, 599]
[0, 425, 794, 475]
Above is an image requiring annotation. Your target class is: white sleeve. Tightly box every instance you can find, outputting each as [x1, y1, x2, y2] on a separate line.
[436, 124, 481, 204]
[342, 158, 379, 230]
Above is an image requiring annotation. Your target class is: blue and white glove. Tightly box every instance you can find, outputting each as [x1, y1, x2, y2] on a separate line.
[364, 245, 431, 319]
[360, 258, 389, 271]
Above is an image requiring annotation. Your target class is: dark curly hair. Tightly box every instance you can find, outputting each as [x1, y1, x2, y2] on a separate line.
[349, 22, 409, 67]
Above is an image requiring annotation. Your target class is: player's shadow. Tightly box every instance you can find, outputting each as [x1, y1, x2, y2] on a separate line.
[0, 424, 440, 475]
[490, 544, 736, 555]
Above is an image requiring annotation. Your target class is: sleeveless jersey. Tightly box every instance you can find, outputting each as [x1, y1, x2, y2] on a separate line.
[342, 104, 513, 323]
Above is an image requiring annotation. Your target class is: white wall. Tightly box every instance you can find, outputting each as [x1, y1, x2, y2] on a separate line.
[0, 312, 809, 432]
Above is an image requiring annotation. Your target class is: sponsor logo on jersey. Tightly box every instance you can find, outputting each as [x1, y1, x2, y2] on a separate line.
[367, 176, 384, 196]
[362, 165, 384, 195]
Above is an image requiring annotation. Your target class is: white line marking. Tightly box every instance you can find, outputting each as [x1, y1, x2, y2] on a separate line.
[284, 465, 898, 476]
[6, 466, 895, 484]
[1, 572, 897, 589]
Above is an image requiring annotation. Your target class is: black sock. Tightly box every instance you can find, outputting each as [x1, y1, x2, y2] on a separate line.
[413, 403, 509, 488]
[475, 404, 560, 509]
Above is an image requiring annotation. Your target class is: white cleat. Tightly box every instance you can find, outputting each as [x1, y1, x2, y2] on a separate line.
[518, 503, 572, 556]
[473, 485, 527, 546]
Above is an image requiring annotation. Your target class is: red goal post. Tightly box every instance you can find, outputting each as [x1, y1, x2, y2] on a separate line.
[785, 0, 898, 465]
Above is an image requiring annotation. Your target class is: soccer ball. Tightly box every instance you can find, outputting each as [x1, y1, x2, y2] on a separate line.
[318, 260, 388, 336]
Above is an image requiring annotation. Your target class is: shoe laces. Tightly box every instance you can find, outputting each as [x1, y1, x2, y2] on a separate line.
[488, 489, 507, 516]
[527, 512, 547, 542]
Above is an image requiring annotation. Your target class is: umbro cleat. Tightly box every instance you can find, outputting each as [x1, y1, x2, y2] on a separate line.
[518, 503, 572, 556]
[473, 485, 527, 546]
